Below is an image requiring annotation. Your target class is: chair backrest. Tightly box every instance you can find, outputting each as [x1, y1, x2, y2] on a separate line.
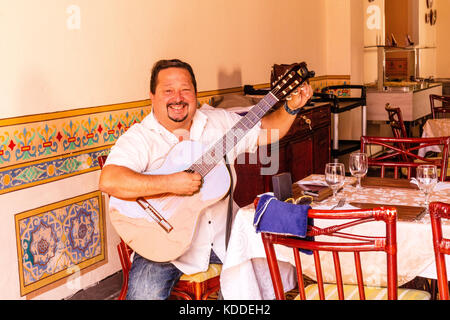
[430, 94, 450, 119]
[98, 154, 108, 169]
[429, 201, 450, 300]
[385, 103, 408, 139]
[360, 136, 450, 181]
[117, 238, 134, 275]
[384, 104, 410, 163]
[261, 207, 398, 300]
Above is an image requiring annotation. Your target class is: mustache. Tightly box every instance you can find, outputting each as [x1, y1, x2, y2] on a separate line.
[166, 101, 189, 108]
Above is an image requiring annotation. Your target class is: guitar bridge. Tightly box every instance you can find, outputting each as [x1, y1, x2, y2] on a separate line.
[136, 197, 173, 233]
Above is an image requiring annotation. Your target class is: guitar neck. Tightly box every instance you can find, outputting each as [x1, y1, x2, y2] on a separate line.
[189, 92, 279, 177]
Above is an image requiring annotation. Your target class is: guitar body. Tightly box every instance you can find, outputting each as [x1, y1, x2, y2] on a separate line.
[108, 140, 231, 262]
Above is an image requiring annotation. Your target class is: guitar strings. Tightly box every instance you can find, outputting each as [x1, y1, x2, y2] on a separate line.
[185, 72, 303, 177]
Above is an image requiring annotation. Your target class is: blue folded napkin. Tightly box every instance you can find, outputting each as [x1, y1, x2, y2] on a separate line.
[254, 193, 313, 254]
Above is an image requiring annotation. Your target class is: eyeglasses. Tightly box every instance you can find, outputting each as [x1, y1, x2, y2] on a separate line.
[284, 195, 313, 205]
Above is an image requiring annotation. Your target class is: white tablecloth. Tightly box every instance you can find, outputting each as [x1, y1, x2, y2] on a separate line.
[418, 119, 450, 157]
[220, 175, 450, 300]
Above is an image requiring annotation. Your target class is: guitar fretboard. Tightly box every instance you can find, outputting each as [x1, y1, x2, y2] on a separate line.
[188, 92, 279, 177]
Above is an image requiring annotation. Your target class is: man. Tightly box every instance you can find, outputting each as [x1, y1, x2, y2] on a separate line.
[99, 59, 312, 299]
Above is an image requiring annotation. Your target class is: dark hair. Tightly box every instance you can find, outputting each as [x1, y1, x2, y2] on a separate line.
[150, 59, 197, 94]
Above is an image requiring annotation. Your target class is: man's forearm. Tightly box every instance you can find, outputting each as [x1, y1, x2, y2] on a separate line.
[258, 84, 312, 146]
[99, 164, 170, 199]
[259, 105, 297, 145]
[99, 164, 203, 199]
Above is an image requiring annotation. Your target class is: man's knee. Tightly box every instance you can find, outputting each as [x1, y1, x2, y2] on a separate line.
[126, 254, 182, 300]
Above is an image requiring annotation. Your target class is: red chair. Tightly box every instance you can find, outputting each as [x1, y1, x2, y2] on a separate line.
[98, 155, 222, 300]
[360, 136, 450, 181]
[116, 238, 221, 300]
[428, 202, 450, 300]
[430, 94, 450, 119]
[385, 104, 410, 163]
[261, 206, 431, 300]
[385, 103, 408, 139]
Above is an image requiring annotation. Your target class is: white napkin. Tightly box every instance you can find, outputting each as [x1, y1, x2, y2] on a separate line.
[296, 179, 328, 187]
[410, 178, 450, 191]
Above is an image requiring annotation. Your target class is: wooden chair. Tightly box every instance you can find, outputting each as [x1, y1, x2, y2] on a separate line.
[360, 136, 450, 181]
[116, 238, 221, 300]
[430, 94, 450, 119]
[98, 155, 222, 300]
[428, 201, 450, 300]
[385, 104, 410, 163]
[385, 103, 408, 139]
[261, 206, 430, 300]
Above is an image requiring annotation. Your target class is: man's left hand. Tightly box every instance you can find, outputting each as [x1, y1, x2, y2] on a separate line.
[287, 84, 313, 111]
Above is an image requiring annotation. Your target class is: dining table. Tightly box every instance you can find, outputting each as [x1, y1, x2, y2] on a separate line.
[219, 174, 450, 300]
[418, 118, 450, 157]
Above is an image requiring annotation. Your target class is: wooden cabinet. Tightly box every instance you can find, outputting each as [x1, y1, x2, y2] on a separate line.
[233, 103, 331, 207]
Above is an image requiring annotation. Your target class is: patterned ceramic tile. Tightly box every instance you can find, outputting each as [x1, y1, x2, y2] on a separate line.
[15, 191, 105, 296]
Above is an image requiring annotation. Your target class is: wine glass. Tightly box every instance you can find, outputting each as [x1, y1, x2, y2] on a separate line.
[349, 152, 368, 190]
[325, 162, 345, 201]
[416, 164, 437, 212]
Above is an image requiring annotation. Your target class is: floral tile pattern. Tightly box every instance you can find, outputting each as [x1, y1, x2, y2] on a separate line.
[0, 102, 151, 194]
[15, 191, 105, 296]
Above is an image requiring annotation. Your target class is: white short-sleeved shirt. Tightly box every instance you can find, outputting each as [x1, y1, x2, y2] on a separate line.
[105, 105, 261, 274]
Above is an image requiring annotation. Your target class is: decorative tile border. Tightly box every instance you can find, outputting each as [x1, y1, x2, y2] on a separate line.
[0, 101, 151, 194]
[0, 76, 349, 194]
[0, 147, 110, 195]
[0, 101, 151, 169]
[14, 191, 105, 296]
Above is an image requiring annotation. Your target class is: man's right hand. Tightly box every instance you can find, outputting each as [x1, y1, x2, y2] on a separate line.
[167, 171, 203, 195]
[99, 164, 203, 199]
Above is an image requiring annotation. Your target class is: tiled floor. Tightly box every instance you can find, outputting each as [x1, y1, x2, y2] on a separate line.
[65, 268, 437, 300]
[66, 271, 123, 300]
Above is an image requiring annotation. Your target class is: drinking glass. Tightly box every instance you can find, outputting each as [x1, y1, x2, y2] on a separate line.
[325, 162, 345, 201]
[416, 164, 437, 212]
[349, 152, 368, 190]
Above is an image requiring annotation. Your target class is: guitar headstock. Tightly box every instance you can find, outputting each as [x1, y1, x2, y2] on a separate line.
[271, 62, 315, 101]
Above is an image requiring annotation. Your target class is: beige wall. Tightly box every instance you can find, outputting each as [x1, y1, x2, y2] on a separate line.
[436, 0, 450, 78]
[417, 0, 437, 77]
[363, 0, 385, 84]
[0, 0, 331, 120]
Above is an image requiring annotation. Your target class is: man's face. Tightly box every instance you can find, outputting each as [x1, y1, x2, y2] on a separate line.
[150, 67, 197, 132]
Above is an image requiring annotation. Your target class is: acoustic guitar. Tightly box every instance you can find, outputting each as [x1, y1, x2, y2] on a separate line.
[109, 62, 315, 262]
